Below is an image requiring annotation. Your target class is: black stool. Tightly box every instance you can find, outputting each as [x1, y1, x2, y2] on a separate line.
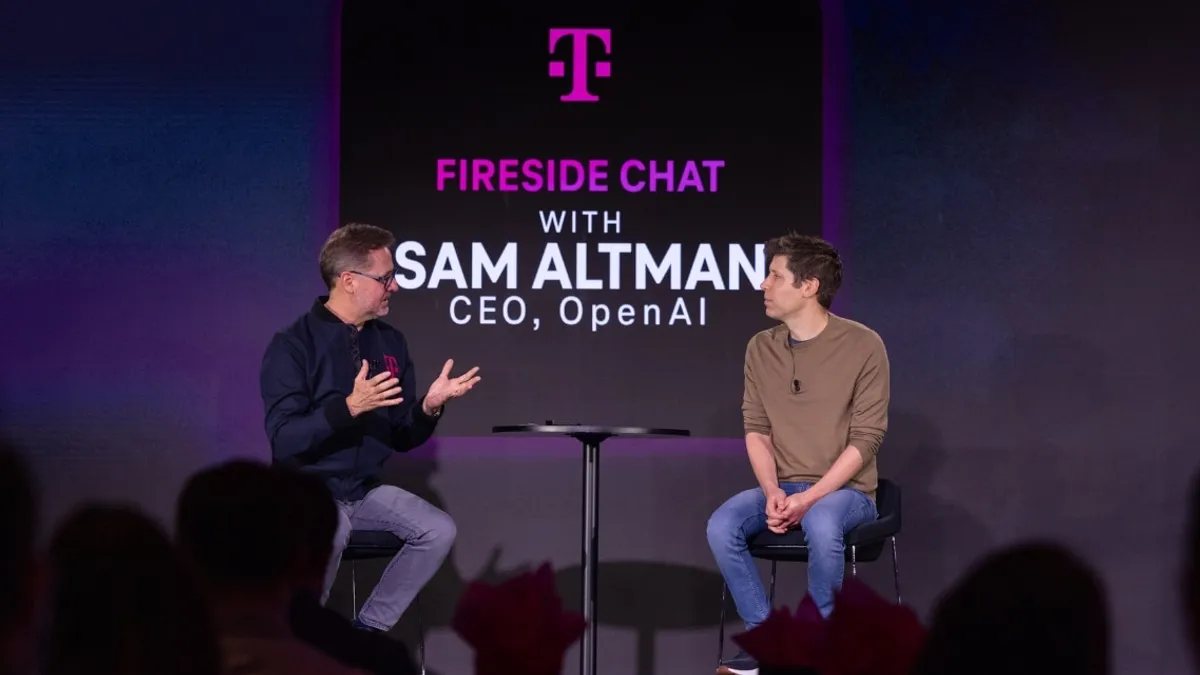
[717, 479, 903, 667]
[342, 531, 426, 675]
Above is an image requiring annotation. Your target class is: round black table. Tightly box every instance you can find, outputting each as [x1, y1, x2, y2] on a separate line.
[491, 424, 690, 675]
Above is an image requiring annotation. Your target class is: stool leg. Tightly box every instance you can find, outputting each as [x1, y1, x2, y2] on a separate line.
[890, 536, 902, 604]
[717, 584, 727, 667]
[768, 561, 778, 604]
[350, 561, 357, 615]
[416, 595, 426, 675]
[850, 545, 858, 577]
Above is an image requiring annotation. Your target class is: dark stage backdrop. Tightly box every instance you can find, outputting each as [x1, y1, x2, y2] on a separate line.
[339, 5, 823, 436]
[0, 0, 340, 519]
[3, 2, 1199, 675]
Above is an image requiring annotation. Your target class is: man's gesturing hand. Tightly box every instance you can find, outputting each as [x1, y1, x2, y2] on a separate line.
[423, 359, 481, 414]
[346, 360, 403, 417]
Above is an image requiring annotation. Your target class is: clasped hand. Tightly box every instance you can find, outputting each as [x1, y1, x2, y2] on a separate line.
[765, 489, 811, 534]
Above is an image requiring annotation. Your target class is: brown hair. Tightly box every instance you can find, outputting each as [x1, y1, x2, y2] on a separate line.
[764, 232, 842, 309]
[318, 223, 396, 289]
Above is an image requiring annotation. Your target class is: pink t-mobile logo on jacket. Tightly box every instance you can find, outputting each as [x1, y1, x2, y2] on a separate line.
[548, 28, 612, 102]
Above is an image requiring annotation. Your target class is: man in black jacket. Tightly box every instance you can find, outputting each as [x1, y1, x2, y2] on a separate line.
[260, 223, 480, 633]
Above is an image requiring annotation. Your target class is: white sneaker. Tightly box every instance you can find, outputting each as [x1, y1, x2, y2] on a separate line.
[716, 651, 759, 675]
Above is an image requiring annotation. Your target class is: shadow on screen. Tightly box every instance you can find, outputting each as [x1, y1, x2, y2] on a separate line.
[878, 410, 994, 616]
[552, 561, 728, 675]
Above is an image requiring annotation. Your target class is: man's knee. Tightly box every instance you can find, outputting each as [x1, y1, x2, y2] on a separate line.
[706, 501, 745, 551]
[422, 509, 457, 554]
[800, 510, 844, 553]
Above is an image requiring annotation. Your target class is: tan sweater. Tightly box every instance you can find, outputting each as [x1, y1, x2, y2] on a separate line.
[742, 314, 890, 498]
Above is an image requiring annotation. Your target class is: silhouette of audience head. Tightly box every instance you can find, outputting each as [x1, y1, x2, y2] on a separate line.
[912, 541, 1109, 675]
[42, 504, 220, 675]
[0, 442, 41, 675]
[273, 467, 338, 597]
[176, 460, 304, 599]
[1183, 469, 1200, 667]
[176, 458, 338, 607]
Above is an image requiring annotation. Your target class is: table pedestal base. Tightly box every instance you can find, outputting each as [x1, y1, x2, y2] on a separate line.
[576, 433, 607, 675]
[490, 424, 690, 675]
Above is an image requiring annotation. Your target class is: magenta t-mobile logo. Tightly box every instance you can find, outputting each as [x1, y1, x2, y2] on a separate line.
[548, 28, 612, 103]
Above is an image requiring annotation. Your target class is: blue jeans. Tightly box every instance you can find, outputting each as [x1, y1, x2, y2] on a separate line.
[322, 485, 457, 631]
[706, 482, 877, 626]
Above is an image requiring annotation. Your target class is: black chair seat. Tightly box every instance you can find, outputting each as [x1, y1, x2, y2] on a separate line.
[746, 479, 903, 563]
[749, 528, 887, 563]
[342, 530, 405, 561]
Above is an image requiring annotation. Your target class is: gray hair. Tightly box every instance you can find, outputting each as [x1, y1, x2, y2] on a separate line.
[318, 223, 395, 289]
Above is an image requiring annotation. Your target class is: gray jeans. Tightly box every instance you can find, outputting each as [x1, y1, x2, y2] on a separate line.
[322, 485, 457, 631]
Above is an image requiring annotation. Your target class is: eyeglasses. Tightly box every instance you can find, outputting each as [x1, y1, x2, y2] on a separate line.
[349, 269, 397, 288]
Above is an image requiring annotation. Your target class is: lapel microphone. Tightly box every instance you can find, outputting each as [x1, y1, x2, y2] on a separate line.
[787, 333, 802, 394]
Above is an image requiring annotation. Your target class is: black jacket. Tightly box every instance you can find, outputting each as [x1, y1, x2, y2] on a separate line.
[260, 298, 439, 500]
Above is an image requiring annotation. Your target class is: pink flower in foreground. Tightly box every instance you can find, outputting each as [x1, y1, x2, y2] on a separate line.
[821, 578, 925, 675]
[733, 595, 827, 668]
[734, 578, 925, 675]
[452, 562, 586, 675]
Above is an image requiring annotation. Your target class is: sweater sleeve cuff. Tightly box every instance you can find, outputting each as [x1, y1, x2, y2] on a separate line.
[417, 396, 443, 422]
[323, 397, 357, 431]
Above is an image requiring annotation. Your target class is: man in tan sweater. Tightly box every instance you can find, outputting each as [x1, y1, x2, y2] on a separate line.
[708, 233, 890, 675]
